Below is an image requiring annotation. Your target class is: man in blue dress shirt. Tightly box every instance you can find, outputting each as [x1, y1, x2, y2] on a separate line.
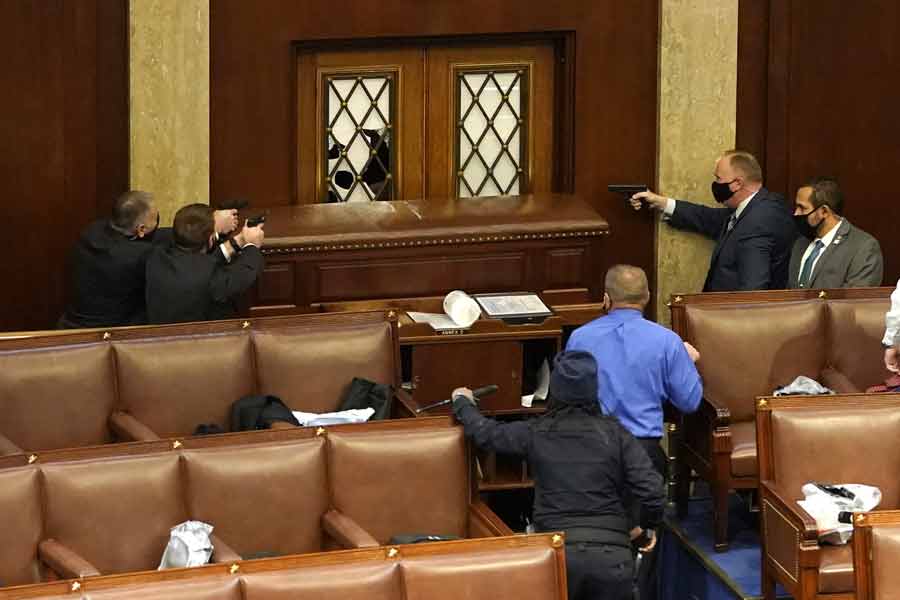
[566, 264, 702, 600]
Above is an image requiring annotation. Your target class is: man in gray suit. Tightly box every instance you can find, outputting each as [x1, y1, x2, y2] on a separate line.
[789, 177, 883, 289]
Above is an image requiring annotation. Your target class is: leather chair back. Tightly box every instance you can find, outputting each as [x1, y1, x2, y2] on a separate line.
[42, 453, 186, 574]
[0, 467, 42, 586]
[401, 545, 560, 600]
[242, 562, 401, 600]
[328, 428, 468, 543]
[869, 523, 900, 600]
[827, 298, 892, 390]
[183, 439, 328, 557]
[685, 300, 827, 421]
[0, 344, 115, 451]
[114, 333, 255, 438]
[87, 576, 243, 600]
[253, 321, 396, 414]
[771, 406, 900, 505]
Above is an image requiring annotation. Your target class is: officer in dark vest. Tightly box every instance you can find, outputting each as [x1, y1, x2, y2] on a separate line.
[452, 350, 663, 600]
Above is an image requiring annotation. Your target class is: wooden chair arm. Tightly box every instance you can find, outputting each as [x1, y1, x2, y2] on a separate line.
[0, 432, 22, 456]
[108, 411, 161, 442]
[39, 539, 101, 579]
[468, 500, 514, 537]
[210, 533, 242, 563]
[698, 396, 731, 428]
[759, 479, 821, 585]
[393, 388, 419, 417]
[322, 509, 380, 548]
[759, 480, 819, 540]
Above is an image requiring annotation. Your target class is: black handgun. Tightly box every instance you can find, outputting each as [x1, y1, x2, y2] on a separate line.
[608, 184, 649, 200]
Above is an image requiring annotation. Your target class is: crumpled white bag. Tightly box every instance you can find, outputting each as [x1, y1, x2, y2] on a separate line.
[798, 483, 881, 545]
[158, 521, 215, 570]
[773, 376, 834, 396]
[291, 407, 375, 427]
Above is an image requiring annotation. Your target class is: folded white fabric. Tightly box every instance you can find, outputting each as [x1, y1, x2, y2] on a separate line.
[798, 483, 881, 544]
[291, 407, 375, 427]
[158, 521, 214, 570]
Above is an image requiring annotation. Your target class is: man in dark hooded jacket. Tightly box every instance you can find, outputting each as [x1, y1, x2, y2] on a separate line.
[452, 350, 664, 600]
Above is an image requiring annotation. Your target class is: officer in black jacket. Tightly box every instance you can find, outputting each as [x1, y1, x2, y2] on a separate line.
[452, 351, 664, 600]
[60, 191, 239, 329]
[146, 203, 264, 324]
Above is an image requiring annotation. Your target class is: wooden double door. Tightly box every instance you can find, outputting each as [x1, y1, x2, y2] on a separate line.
[297, 42, 556, 203]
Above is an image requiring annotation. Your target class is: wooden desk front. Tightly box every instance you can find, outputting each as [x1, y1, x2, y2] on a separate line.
[247, 193, 609, 315]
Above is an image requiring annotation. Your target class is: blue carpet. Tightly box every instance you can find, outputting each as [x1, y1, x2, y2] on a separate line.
[660, 493, 790, 599]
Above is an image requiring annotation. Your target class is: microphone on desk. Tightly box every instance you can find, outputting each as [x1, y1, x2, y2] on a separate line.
[414, 384, 499, 414]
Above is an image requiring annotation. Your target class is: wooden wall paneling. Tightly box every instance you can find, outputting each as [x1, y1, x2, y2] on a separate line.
[763, 0, 791, 198]
[211, 0, 660, 293]
[315, 251, 527, 301]
[0, 2, 64, 331]
[738, 0, 900, 283]
[0, 1, 128, 332]
[735, 0, 770, 164]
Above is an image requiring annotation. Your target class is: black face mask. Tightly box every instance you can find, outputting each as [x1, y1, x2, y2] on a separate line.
[711, 179, 736, 203]
[794, 209, 821, 240]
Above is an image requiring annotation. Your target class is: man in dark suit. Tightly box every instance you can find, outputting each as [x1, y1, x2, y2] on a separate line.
[788, 177, 882, 289]
[59, 192, 239, 329]
[146, 203, 264, 324]
[59, 191, 163, 328]
[631, 150, 796, 291]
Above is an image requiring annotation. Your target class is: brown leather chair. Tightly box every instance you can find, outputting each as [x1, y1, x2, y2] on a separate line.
[823, 298, 893, 393]
[0, 420, 509, 583]
[0, 535, 565, 600]
[0, 467, 43, 587]
[182, 438, 345, 559]
[87, 576, 244, 600]
[242, 562, 401, 600]
[328, 428, 471, 542]
[757, 394, 900, 600]
[852, 510, 900, 600]
[0, 311, 404, 455]
[0, 343, 117, 453]
[39, 453, 187, 577]
[669, 288, 892, 550]
[401, 544, 562, 600]
[674, 298, 828, 550]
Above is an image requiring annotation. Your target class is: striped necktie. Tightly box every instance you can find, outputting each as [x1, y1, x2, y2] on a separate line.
[726, 213, 737, 232]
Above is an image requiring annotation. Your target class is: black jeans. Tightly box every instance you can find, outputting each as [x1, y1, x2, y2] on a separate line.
[566, 542, 633, 600]
[632, 437, 667, 600]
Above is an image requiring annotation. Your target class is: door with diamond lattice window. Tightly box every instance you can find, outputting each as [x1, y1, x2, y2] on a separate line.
[296, 43, 555, 203]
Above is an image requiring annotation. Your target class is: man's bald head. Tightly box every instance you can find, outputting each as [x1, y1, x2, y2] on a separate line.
[604, 265, 650, 308]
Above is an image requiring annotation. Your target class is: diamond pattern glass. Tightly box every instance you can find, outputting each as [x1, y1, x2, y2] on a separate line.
[324, 74, 394, 203]
[457, 68, 527, 198]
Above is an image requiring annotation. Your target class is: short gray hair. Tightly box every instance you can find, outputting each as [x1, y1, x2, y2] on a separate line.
[604, 265, 650, 305]
[111, 190, 153, 233]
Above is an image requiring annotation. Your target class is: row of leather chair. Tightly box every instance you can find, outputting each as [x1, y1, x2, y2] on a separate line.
[0, 534, 566, 600]
[669, 286, 892, 551]
[756, 393, 900, 599]
[0, 418, 511, 588]
[0, 311, 408, 455]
